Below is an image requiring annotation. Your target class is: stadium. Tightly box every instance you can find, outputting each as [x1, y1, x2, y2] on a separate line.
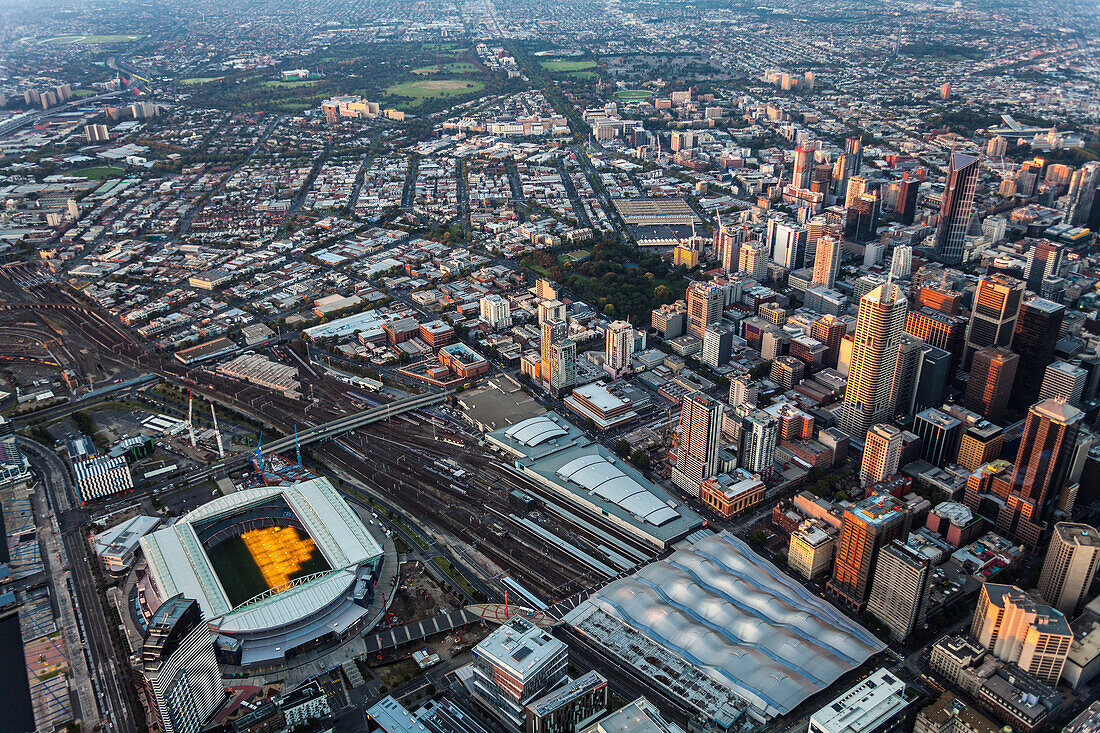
[139, 478, 385, 668]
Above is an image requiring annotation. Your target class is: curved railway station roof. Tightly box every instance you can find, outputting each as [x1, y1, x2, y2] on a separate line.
[566, 531, 884, 722]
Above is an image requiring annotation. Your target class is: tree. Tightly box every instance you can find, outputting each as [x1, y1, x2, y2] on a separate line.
[629, 449, 650, 469]
[615, 438, 630, 457]
[748, 529, 768, 547]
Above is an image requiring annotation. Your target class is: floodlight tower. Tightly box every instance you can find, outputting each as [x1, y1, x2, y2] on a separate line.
[210, 400, 225, 458]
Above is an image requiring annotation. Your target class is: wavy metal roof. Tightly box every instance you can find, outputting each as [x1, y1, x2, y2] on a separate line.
[572, 531, 884, 719]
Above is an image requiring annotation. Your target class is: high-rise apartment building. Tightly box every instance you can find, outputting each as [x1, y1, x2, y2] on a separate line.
[540, 317, 567, 376]
[861, 424, 904, 486]
[672, 392, 723, 495]
[933, 152, 981, 264]
[867, 540, 932, 641]
[839, 281, 908, 439]
[0, 415, 30, 486]
[827, 494, 911, 611]
[999, 399, 1083, 548]
[1024, 240, 1065, 294]
[963, 274, 1024, 369]
[833, 137, 863, 200]
[1037, 522, 1100, 617]
[715, 222, 749, 272]
[141, 595, 225, 733]
[535, 279, 560, 301]
[812, 235, 841, 288]
[480, 294, 512, 328]
[604, 320, 634, 375]
[737, 405, 778, 478]
[738, 239, 770, 281]
[471, 617, 569, 732]
[728, 375, 759, 408]
[1065, 162, 1100, 226]
[890, 244, 913, 279]
[844, 174, 869, 209]
[1012, 297, 1065, 408]
[963, 347, 1018, 423]
[792, 144, 814, 189]
[548, 339, 576, 395]
[970, 583, 1073, 686]
[1039, 360, 1087, 404]
[538, 298, 566, 327]
[686, 281, 724, 339]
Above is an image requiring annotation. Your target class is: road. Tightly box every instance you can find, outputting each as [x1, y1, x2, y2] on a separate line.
[23, 439, 137, 733]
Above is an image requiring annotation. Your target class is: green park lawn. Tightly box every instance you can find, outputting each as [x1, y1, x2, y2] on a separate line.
[69, 166, 126, 180]
[541, 59, 597, 72]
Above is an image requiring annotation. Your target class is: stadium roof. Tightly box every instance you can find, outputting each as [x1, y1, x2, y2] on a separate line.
[565, 531, 885, 722]
[141, 478, 382, 623]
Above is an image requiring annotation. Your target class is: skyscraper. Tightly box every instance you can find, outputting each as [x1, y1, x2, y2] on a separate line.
[769, 221, 807, 270]
[999, 399, 1084, 547]
[895, 177, 920, 225]
[861, 423, 904, 485]
[839, 281, 908, 439]
[548, 339, 576, 395]
[540, 317, 567, 379]
[1039, 360, 1087, 405]
[890, 244, 912, 279]
[1064, 162, 1100, 226]
[1024, 240, 1065, 294]
[970, 583, 1073, 687]
[905, 307, 967, 378]
[933, 152, 981, 264]
[715, 221, 748, 272]
[867, 540, 932, 641]
[1038, 522, 1100, 618]
[845, 192, 880, 241]
[738, 239, 769, 281]
[792, 144, 814, 190]
[1012, 297, 1065, 408]
[728, 375, 758, 407]
[686, 281, 724, 338]
[833, 137, 863, 200]
[604, 320, 634, 375]
[811, 235, 841, 288]
[956, 421, 1005, 471]
[811, 314, 847, 369]
[913, 408, 963, 468]
[0, 415, 30, 486]
[141, 595, 225, 733]
[963, 274, 1024, 369]
[827, 494, 911, 611]
[672, 392, 723, 495]
[963, 347, 1019, 423]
